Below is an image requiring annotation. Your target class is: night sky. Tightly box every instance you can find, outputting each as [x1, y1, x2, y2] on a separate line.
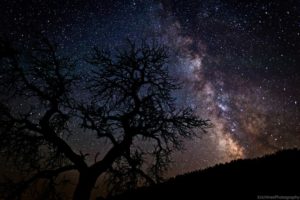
[1, 0, 300, 176]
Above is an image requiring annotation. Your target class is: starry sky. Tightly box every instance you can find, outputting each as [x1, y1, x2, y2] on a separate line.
[1, 0, 300, 176]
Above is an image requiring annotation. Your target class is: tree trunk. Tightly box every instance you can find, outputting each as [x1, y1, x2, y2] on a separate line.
[73, 171, 98, 200]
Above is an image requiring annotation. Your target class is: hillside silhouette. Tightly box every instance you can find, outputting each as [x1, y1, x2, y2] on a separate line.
[108, 149, 300, 200]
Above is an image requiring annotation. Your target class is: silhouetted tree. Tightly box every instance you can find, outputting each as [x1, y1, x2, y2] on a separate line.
[0, 37, 209, 200]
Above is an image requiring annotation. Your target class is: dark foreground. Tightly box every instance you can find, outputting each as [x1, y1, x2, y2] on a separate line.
[108, 149, 300, 200]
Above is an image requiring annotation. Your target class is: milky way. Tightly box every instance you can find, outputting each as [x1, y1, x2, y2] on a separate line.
[157, 1, 300, 174]
[157, 0, 300, 174]
[1, 0, 300, 176]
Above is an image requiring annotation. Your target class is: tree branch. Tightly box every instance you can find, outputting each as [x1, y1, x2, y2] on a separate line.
[6, 165, 77, 200]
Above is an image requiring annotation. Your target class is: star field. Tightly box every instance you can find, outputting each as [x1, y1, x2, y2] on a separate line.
[1, 0, 300, 176]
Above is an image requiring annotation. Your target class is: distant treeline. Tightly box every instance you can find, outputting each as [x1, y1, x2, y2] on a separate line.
[107, 149, 300, 200]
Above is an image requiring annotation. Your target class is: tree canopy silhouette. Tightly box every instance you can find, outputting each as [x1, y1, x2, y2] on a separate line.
[0, 37, 209, 200]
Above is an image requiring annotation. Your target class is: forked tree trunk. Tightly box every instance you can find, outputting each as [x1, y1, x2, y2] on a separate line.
[73, 136, 132, 199]
[73, 171, 98, 200]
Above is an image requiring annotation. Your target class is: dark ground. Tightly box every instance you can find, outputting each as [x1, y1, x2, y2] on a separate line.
[107, 149, 300, 200]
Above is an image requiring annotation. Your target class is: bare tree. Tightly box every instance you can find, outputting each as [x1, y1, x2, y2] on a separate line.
[0, 37, 209, 200]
